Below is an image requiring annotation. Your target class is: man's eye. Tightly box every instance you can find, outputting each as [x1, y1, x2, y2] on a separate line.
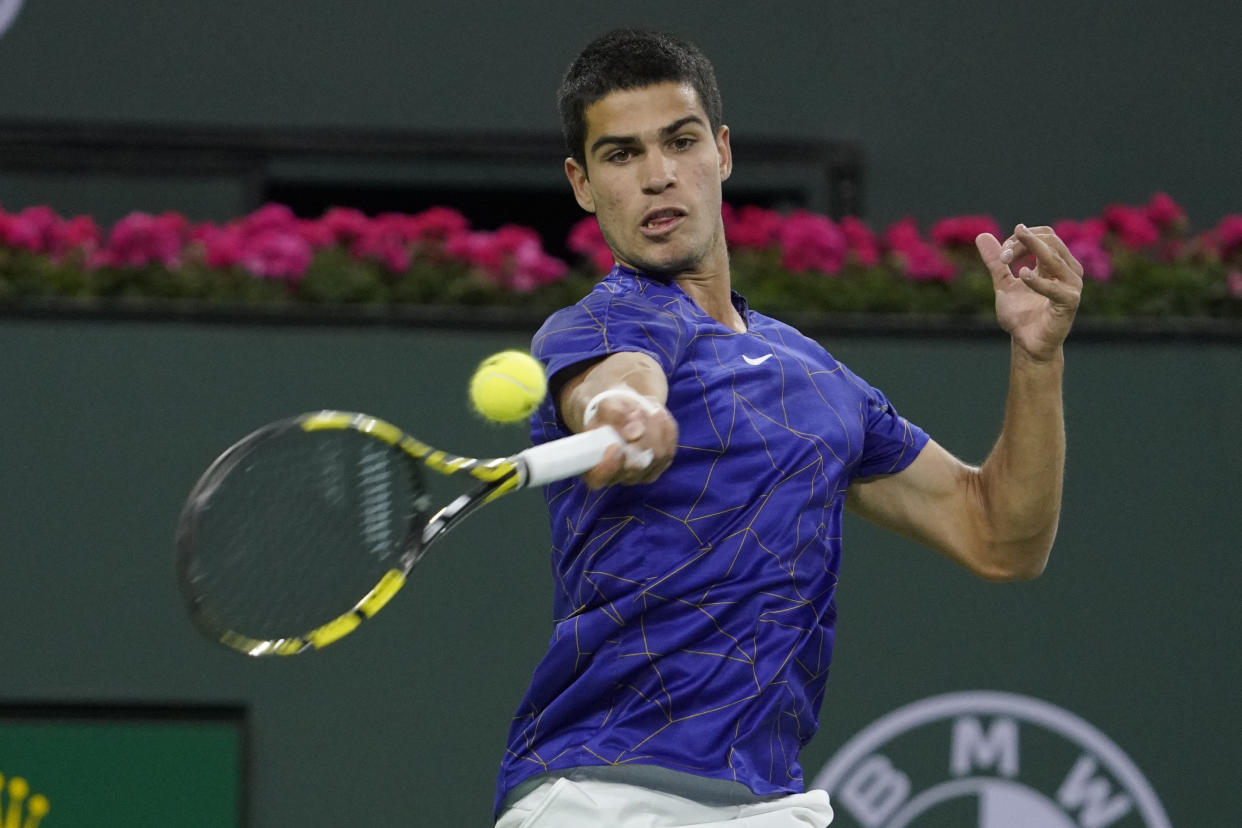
[671, 136, 696, 151]
[607, 150, 633, 163]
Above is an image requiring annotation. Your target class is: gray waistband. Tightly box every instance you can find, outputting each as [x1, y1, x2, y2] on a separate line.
[502, 764, 775, 812]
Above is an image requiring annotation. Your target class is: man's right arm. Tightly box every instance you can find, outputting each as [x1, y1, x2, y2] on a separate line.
[556, 351, 678, 489]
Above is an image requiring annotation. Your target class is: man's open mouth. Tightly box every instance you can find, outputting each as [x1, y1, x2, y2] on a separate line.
[641, 208, 687, 233]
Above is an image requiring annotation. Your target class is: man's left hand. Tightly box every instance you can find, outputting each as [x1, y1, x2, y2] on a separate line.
[976, 224, 1083, 361]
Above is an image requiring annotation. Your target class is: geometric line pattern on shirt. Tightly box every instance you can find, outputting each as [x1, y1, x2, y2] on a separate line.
[501, 271, 928, 807]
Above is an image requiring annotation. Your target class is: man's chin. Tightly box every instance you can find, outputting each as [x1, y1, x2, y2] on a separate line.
[617, 250, 699, 280]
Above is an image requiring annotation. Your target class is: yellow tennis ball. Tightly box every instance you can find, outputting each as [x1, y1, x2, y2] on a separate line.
[469, 350, 547, 423]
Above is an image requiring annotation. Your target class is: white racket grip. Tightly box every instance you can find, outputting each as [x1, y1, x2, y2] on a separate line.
[518, 426, 653, 488]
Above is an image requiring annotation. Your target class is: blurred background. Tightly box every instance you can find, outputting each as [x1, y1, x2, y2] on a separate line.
[3, 0, 1240, 239]
[1, 1, 1239, 826]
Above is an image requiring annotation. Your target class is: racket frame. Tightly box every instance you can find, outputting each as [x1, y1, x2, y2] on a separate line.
[176, 410, 622, 656]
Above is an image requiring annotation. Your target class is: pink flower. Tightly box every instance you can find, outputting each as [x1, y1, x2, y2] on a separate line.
[447, 225, 567, 292]
[1068, 239, 1112, 282]
[350, 214, 419, 274]
[895, 241, 956, 282]
[0, 208, 99, 260]
[1103, 204, 1160, 249]
[567, 216, 615, 273]
[1214, 215, 1242, 261]
[930, 214, 1001, 248]
[1053, 218, 1107, 247]
[408, 207, 469, 242]
[510, 235, 569, 292]
[94, 211, 185, 268]
[320, 207, 371, 246]
[200, 226, 247, 269]
[334, 207, 472, 270]
[777, 210, 847, 275]
[840, 216, 880, 267]
[297, 219, 336, 250]
[882, 217, 924, 253]
[723, 204, 784, 250]
[1, 205, 62, 254]
[447, 230, 501, 273]
[237, 204, 299, 239]
[60, 215, 102, 254]
[187, 222, 216, 244]
[240, 229, 312, 281]
[881, 218, 955, 280]
[1145, 192, 1187, 232]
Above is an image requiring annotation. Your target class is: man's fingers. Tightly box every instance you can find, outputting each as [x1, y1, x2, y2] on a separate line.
[999, 225, 1080, 280]
[1035, 232, 1084, 279]
[584, 444, 625, 490]
[583, 406, 678, 489]
[588, 450, 667, 489]
[997, 225, 1056, 264]
[1014, 225, 1083, 287]
[975, 233, 1017, 287]
[1018, 266, 1082, 310]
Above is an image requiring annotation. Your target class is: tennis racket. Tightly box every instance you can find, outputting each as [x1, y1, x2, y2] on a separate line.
[175, 410, 634, 657]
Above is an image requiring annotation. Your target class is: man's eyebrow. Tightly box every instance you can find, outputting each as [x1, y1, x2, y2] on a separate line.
[588, 115, 709, 155]
[658, 115, 708, 137]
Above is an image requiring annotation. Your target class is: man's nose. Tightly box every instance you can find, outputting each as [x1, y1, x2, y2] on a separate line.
[641, 152, 676, 193]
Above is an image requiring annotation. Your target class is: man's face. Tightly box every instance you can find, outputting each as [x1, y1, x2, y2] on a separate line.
[565, 82, 732, 277]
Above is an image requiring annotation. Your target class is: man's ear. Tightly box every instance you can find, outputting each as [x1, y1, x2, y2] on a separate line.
[716, 125, 733, 182]
[565, 157, 596, 213]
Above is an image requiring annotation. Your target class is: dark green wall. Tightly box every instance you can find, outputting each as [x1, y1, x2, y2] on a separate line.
[2, 0, 1239, 227]
[0, 316, 1237, 825]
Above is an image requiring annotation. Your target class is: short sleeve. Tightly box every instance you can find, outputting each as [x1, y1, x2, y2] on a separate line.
[854, 382, 930, 479]
[531, 283, 689, 385]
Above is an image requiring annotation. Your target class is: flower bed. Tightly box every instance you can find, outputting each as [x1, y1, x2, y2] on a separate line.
[1, 194, 1238, 322]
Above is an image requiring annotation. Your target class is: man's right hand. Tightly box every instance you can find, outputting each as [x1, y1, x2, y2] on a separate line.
[558, 352, 678, 489]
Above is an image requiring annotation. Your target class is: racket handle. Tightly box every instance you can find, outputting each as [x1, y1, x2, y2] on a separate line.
[519, 426, 652, 488]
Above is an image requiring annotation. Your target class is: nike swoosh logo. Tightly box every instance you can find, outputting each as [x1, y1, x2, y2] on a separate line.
[742, 354, 774, 366]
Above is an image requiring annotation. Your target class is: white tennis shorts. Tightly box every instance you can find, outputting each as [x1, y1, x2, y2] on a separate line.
[495, 776, 834, 827]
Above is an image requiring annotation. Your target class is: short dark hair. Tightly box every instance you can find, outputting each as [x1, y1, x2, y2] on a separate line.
[558, 28, 724, 167]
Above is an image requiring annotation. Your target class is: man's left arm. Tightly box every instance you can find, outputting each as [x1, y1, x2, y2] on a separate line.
[847, 224, 1083, 581]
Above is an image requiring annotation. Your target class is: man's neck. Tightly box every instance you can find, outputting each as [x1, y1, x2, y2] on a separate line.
[673, 246, 745, 333]
[676, 272, 745, 333]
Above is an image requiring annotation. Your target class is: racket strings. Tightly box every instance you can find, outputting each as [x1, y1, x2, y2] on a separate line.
[182, 427, 422, 641]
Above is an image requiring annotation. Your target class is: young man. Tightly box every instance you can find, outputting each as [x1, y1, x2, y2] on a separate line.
[495, 28, 1081, 827]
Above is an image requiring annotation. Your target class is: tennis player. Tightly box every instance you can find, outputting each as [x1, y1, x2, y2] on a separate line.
[495, 28, 1081, 827]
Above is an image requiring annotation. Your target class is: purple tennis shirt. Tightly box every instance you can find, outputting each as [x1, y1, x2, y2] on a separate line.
[496, 266, 929, 813]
